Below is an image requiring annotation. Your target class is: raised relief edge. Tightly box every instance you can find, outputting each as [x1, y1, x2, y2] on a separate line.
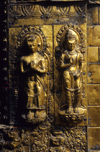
[88, 0, 100, 4]
[8, 0, 87, 3]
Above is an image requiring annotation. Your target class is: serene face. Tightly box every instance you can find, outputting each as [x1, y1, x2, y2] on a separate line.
[27, 37, 38, 53]
[66, 39, 76, 51]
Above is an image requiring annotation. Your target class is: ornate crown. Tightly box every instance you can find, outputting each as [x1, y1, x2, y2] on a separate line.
[66, 30, 76, 41]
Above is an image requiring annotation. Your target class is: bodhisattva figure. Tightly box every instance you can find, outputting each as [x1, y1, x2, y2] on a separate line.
[20, 34, 47, 123]
[59, 29, 84, 116]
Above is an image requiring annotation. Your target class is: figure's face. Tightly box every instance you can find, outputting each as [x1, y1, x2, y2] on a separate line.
[66, 39, 76, 51]
[27, 38, 38, 53]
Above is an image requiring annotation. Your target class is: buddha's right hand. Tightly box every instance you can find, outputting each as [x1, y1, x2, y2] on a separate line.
[30, 61, 36, 70]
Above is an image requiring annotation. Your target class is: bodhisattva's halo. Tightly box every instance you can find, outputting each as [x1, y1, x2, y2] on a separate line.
[56, 24, 85, 50]
[60, 28, 80, 48]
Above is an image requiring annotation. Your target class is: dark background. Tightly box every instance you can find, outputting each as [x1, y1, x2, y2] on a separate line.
[0, 0, 9, 124]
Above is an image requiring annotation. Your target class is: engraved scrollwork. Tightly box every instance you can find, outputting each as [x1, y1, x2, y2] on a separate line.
[31, 127, 49, 151]
[0, 126, 31, 151]
[56, 6, 70, 16]
[0, 125, 87, 151]
[74, 3, 86, 16]
[9, 5, 35, 17]
[22, 5, 35, 16]
[9, 5, 24, 16]
[39, 6, 53, 18]
[49, 126, 87, 152]
[56, 23, 86, 124]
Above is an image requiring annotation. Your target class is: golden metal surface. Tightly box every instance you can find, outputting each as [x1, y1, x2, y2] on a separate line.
[5, 0, 88, 150]
[8, 4, 86, 27]
[87, 47, 98, 63]
[20, 34, 47, 123]
[87, 26, 100, 46]
[88, 107, 100, 127]
[87, 4, 100, 150]
[88, 64, 100, 83]
[87, 6, 98, 25]
[88, 128, 100, 150]
[54, 24, 87, 126]
[7, 23, 87, 151]
[87, 84, 100, 105]
[55, 24, 86, 124]
[4, 1, 100, 152]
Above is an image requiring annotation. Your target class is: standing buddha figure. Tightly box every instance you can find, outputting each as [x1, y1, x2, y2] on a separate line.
[59, 29, 84, 115]
[20, 34, 47, 123]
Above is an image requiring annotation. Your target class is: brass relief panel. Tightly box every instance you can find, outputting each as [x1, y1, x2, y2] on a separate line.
[8, 3, 86, 27]
[0, 1, 87, 152]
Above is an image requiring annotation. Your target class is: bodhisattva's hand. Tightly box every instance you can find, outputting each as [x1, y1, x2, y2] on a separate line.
[70, 57, 73, 63]
[70, 57, 75, 65]
[30, 61, 37, 70]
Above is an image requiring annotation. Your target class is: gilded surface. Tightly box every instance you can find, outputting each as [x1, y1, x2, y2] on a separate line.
[0, 0, 89, 151]
[19, 29, 48, 124]
[8, 25, 54, 125]
[87, 3, 100, 152]
[0, 125, 87, 152]
[55, 24, 86, 124]
[8, 3, 86, 27]
[1, 0, 100, 151]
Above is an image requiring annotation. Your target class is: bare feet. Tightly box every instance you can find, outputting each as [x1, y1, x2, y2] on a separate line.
[66, 106, 73, 114]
